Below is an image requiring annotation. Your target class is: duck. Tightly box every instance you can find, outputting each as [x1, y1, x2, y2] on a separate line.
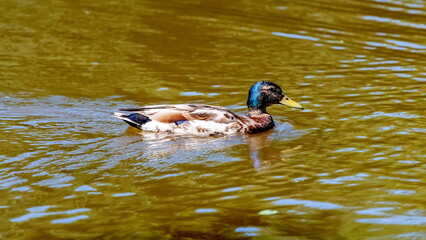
[114, 81, 303, 136]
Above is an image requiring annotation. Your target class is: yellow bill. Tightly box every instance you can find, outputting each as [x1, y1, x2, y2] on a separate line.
[280, 97, 303, 109]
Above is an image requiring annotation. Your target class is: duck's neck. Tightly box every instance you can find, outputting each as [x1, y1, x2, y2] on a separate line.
[247, 82, 268, 116]
[247, 107, 268, 117]
[246, 107, 275, 133]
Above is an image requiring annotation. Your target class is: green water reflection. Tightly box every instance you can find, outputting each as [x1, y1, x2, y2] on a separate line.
[1, 0, 425, 239]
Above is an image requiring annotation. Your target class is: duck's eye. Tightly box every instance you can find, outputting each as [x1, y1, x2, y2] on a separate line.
[286, 97, 289, 100]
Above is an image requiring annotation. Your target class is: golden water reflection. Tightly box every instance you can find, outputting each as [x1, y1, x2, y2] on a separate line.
[1, 0, 425, 239]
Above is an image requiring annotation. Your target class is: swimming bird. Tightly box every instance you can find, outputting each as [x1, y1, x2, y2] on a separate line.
[114, 81, 303, 136]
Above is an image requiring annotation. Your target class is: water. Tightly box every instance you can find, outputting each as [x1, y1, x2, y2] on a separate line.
[1, 0, 425, 239]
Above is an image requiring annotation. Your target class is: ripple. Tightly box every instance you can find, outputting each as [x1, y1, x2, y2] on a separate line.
[357, 215, 426, 226]
[386, 39, 426, 50]
[0, 177, 27, 190]
[11, 207, 91, 223]
[112, 192, 136, 197]
[74, 185, 97, 192]
[195, 208, 218, 213]
[271, 199, 345, 210]
[11, 186, 32, 192]
[51, 215, 89, 224]
[156, 87, 169, 91]
[180, 91, 204, 96]
[222, 187, 243, 192]
[272, 32, 319, 41]
[356, 207, 395, 216]
[319, 173, 370, 185]
[28, 205, 55, 212]
[387, 189, 416, 195]
[362, 15, 426, 30]
[363, 111, 421, 120]
[234, 226, 261, 237]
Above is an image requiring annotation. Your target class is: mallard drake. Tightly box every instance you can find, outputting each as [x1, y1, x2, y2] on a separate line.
[114, 81, 303, 136]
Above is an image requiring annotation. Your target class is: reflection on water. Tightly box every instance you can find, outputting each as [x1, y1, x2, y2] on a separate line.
[1, 0, 425, 239]
[246, 128, 303, 170]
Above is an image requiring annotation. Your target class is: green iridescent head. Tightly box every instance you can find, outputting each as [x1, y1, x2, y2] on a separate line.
[247, 81, 303, 111]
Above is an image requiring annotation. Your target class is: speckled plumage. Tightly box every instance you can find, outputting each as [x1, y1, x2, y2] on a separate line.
[114, 81, 303, 136]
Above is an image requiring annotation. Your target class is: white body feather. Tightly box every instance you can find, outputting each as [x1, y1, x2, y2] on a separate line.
[114, 104, 249, 136]
[141, 120, 240, 137]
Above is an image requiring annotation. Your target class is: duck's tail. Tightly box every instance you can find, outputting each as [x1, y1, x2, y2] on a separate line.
[113, 112, 151, 129]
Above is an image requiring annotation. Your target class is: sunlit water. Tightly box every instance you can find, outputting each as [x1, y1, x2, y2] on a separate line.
[1, 0, 425, 239]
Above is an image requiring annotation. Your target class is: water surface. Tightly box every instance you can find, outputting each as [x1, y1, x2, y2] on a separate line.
[1, 0, 425, 239]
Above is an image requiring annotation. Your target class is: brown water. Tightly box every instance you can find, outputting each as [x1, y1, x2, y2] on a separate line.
[1, 0, 425, 239]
